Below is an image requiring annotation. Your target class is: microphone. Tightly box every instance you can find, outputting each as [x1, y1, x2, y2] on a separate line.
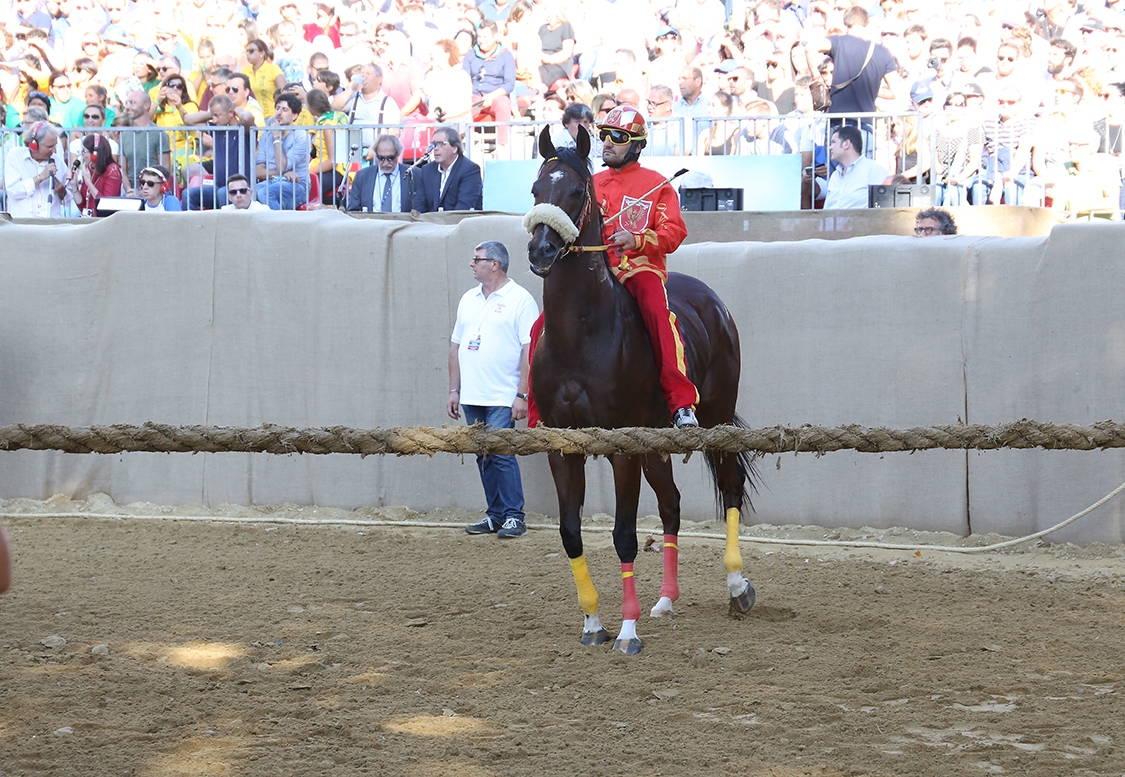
[410, 141, 436, 170]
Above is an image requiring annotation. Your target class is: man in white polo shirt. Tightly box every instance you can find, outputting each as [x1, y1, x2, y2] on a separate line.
[447, 241, 539, 539]
[823, 124, 890, 209]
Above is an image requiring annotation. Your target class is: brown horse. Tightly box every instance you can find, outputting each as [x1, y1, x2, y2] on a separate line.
[525, 127, 757, 654]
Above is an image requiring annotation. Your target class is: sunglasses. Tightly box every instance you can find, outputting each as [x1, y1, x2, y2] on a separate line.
[470, 257, 495, 263]
[227, 86, 242, 92]
[83, 112, 102, 119]
[598, 128, 635, 145]
[140, 179, 162, 187]
[376, 154, 397, 162]
[1056, 88, 1078, 95]
[766, 61, 781, 68]
[998, 55, 1016, 62]
[228, 187, 251, 195]
[998, 98, 1018, 105]
[945, 101, 966, 107]
[914, 226, 939, 235]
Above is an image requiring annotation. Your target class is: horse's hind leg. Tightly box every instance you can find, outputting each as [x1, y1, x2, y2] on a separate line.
[548, 452, 609, 645]
[713, 452, 756, 614]
[609, 453, 644, 655]
[640, 453, 680, 619]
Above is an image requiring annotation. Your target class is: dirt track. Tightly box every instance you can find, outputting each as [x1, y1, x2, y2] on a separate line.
[2, 497, 1124, 776]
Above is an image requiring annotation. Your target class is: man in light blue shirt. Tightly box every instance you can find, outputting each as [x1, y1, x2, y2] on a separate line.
[254, 93, 310, 209]
[823, 124, 890, 209]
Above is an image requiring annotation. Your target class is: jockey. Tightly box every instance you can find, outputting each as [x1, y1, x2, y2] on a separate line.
[593, 106, 699, 427]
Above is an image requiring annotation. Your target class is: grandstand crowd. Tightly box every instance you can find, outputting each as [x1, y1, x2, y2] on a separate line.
[1, 0, 1123, 215]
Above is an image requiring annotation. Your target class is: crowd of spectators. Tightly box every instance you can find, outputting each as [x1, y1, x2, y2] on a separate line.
[1, 0, 1124, 216]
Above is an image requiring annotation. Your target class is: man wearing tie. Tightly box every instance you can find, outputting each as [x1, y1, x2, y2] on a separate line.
[413, 126, 483, 212]
[347, 134, 412, 212]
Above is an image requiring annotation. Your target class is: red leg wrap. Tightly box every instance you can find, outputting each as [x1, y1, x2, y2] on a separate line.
[660, 534, 679, 602]
[621, 562, 641, 621]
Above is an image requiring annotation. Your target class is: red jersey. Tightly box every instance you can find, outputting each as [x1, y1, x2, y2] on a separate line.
[594, 162, 688, 283]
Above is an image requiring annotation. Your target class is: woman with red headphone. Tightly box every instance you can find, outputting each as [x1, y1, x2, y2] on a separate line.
[69, 133, 122, 216]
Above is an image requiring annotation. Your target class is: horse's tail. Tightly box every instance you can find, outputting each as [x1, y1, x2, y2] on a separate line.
[703, 413, 760, 517]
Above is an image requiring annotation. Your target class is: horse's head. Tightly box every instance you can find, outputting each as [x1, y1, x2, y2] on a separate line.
[525, 126, 594, 277]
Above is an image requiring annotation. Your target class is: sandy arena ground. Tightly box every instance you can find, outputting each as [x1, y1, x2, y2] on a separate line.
[1, 495, 1124, 776]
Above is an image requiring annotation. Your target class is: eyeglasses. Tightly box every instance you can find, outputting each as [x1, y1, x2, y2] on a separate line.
[945, 101, 966, 108]
[376, 154, 396, 162]
[1056, 87, 1078, 95]
[470, 257, 495, 263]
[228, 187, 251, 195]
[432, 140, 451, 147]
[766, 61, 781, 68]
[54, 82, 72, 89]
[998, 55, 1016, 62]
[998, 98, 1018, 105]
[83, 112, 102, 119]
[646, 99, 669, 108]
[914, 226, 939, 235]
[140, 179, 162, 187]
[599, 128, 635, 145]
[158, 66, 175, 72]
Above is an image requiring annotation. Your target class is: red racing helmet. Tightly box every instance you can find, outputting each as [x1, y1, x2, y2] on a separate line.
[596, 106, 647, 141]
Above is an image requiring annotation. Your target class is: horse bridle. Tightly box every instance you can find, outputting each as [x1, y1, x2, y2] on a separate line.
[538, 157, 610, 256]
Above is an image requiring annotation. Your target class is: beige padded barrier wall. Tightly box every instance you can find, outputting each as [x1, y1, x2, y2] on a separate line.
[0, 211, 1121, 543]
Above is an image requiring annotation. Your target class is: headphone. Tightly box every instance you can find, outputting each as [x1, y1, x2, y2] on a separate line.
[26, 121, 48, 152]
[141, 167, 168, 194]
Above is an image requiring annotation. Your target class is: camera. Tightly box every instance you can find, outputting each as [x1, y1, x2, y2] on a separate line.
[927, 57, 941, 70]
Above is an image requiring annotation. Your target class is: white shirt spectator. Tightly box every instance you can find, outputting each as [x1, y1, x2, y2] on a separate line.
[451, 279, 539, 407]
[346, 90, 402, 148]
[3, 145, 73, 218]
[824, 156, 891, 209]
[221, 200, 271, 211]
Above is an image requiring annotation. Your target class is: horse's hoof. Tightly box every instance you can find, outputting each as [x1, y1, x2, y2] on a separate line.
[650, 597, 675, 618]
[580, 628, 612, 646]
[729, 583, 756, 615]
[613, 637, 643, 655]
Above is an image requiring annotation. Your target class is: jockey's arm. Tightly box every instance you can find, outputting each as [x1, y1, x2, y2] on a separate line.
[631, 184, 688, 265]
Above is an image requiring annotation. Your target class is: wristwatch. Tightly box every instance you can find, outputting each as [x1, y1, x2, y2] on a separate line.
[515, 393, 527, 400]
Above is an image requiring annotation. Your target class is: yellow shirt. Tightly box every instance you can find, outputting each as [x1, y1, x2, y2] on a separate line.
[242, 62, 284, 118]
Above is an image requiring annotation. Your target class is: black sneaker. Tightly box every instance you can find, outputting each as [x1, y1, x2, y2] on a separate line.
[465, 516, 500, 535]
[497, 517, 527, 538]
[673, 407, 699, 428]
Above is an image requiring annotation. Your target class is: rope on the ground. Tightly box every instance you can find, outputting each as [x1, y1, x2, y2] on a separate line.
[7, 473, 1121, 555]
[1, 419, 1125, 456]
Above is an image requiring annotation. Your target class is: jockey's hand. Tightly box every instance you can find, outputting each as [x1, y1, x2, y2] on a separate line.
[609, 230, 638, 251]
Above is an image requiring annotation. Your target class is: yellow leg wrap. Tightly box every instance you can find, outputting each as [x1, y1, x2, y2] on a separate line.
[723, 507, 743, 574]
[569, 554, 599, 616]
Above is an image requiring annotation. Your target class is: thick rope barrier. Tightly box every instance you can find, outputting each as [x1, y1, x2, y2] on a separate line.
[0, 419, 1124, 456]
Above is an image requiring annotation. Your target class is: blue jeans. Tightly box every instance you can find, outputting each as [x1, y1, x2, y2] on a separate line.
[256, 179, 308, 210]
[462, 404, 525, 523]
[181, 185, 230, 211]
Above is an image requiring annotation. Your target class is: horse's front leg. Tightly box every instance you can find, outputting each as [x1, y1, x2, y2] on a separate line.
[641, 453, 680, 618]
[609, 453, 644, 655]
[548, 451, 608, 645]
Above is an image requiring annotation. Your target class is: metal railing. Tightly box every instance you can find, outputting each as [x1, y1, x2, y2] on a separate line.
[0, 110, 1115, 216]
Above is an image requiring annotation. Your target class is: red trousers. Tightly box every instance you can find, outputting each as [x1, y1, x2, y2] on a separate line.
[526, 271, 698, 428]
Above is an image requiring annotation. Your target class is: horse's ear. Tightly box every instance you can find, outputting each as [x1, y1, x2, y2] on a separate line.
[576, 125, 591, 160]
[538, 125, 556, 160]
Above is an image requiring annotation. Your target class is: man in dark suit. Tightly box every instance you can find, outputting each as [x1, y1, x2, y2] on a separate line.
[413, 125, 483, 212]
[347, 134, 413, 212]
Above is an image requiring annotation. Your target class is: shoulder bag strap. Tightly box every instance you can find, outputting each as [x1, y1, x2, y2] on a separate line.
[833, 40, 876, 91]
